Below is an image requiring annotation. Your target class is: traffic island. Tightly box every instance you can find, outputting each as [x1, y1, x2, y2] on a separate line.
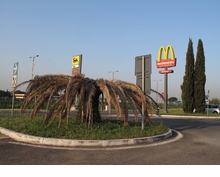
[0, 127, 173, 147]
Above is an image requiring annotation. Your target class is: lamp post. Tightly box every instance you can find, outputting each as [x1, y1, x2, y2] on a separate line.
[30, 55, 39, 79]
[109, 70, 118, 80]
[153, 79, 162, 103]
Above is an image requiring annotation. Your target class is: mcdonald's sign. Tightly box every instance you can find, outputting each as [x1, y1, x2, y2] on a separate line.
[156, 45, 177, 68]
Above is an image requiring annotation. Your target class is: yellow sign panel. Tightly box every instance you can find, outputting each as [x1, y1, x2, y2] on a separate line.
[156, 45, 176, 68]
[15, 94, 25, 99]
[72, 55, 80, 66]
[72, 54, 82, 76]
[157, 45, 175, 62]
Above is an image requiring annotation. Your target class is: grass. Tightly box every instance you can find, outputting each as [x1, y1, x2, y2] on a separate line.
[0, 114, 168, 140]
[1, 107, 218, 140]
[159, 107, 220, 117]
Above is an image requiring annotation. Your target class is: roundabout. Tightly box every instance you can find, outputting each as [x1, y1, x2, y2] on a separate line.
[0, 125, 183, 150]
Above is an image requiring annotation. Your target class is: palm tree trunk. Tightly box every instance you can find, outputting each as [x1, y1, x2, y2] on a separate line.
[92, 91, 101, 123]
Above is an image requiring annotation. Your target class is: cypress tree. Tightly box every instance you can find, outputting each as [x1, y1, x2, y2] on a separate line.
[181, 38, 195, 113]
[194, 39, 206, 113]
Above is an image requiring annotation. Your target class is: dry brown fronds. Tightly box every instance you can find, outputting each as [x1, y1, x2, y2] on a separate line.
[16, 74, 153, 128]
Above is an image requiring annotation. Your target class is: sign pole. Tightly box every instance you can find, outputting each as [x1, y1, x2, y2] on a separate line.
[72, 55, 82, 109]
[207, 90, 210, 115]
[11, 90, 15, 116]
[141, 56, 145, 130]
[156, 45, 177, 114]
[164, 68, 168, 113]
[11, 62, 19, 116]
[135, 54, 151, 130]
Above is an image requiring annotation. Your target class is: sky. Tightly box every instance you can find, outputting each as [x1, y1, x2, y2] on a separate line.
[0, 0, 220, 101]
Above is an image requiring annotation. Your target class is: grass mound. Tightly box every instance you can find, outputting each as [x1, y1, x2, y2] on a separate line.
[0, 115, 168, 140]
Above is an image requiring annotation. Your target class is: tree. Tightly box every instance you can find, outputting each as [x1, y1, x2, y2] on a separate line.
[181, 39, 195, 113]
[194, 39, 206, 113]
[168, 97, 178, 103]
[15, 74, 153, 129]
[209, 98, 220, 104]
[14, 90, 26, 94]
[0, 90, 12, 97]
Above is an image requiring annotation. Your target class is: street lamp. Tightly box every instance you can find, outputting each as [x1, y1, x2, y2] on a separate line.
[153, 79, 162, 103]
[30, 55, 39, 79]
[109, 70, 118, 80]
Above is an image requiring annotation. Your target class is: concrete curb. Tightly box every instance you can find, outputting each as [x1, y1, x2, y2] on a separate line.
[0, 126, 172, 147]
[157, 114, 220, 119]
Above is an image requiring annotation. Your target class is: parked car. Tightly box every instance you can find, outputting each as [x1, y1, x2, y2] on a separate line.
[205, 104, 220, 114]
[176, 101, 182, 106]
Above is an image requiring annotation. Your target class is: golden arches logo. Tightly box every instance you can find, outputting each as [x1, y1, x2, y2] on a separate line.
[157, 45, 175, 62]
[156, 45, 176, 68]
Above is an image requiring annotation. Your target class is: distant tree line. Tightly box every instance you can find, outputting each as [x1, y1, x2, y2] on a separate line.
[0, 90, 26, 108]
[0, 90, 12, 97]
[209, 98, 220, 105]
[0, 90, 26, 98]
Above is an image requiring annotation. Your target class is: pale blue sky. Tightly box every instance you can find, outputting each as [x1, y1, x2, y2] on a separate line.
[0, 0, 220, 101]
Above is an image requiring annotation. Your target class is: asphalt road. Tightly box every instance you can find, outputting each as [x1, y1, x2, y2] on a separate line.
[0, 116, 220, 165]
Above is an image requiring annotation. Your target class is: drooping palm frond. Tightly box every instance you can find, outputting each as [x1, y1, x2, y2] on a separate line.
[113, 80, 152, 124]
[150, 89, 165, 103]
[15, 74, 153, 128]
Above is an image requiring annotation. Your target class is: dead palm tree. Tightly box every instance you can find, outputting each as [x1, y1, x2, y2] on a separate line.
[15, 74, 153, 128]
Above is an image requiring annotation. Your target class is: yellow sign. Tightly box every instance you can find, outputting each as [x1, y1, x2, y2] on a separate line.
[72, 54, 82, 76]
[72, 55, 80, 65]
[156, 45, 176, 68]
[157, 45, 175, 62]
[15, 94, 25, 99]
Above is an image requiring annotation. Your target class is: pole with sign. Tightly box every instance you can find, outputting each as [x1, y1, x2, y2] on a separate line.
[156, 45, 177, 113]
[72, 55, 82, 106]
[135, 54, 151, 130]
[207, 90, 210, 115]
[11, 62, 19, 116]
[72, 54, 82, 76]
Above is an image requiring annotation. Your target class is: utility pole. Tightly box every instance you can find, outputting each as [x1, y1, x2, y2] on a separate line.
[30, 55, 39, 103]
[30, 55, 39, 79]
[109, 70, 118, 80]
[164, 71, 168, 113]
[153, 79, 162, 103]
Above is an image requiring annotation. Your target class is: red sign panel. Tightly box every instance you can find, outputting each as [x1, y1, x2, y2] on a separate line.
[72, 68, 79, 75]
[156, 58, 176, 68]
[159, 69, 174, 74]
